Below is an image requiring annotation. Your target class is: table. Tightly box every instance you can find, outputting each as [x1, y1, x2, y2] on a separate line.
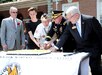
[0, 50, 89, 75]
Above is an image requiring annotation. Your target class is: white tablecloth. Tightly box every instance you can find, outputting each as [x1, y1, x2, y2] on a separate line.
[0, 51, 89, 75]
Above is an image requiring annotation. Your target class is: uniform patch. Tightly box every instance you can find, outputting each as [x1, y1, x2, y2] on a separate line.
[0, 62, 21, 75]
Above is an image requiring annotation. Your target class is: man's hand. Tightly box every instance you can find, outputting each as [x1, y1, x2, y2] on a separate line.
[2, 44, 8, 51]
[48, 47, 57, 52]
[21, 44, 25, 49]
[43, 42, 52, 50]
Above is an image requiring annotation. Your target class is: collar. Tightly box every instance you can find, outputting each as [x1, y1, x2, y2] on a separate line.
[76, 15, 81, 24]
[10, 16, 17, 21]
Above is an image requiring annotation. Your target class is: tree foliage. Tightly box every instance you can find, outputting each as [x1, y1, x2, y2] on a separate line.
[0, 0, 17, 3]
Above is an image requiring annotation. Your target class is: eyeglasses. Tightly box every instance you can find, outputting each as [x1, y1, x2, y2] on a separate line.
[11, 12, 17, 13]
[67, 14, 75, 20]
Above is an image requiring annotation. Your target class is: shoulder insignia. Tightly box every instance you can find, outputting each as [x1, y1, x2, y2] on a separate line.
[60, 27, 62, 32]
[53, 28, 57, 32]
[63, 21, 67, 25]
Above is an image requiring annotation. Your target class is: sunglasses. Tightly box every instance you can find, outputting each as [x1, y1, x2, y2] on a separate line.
[11, 12, 17, 13]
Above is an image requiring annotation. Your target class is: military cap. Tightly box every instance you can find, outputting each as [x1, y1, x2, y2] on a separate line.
[41, 13, 49, 21]
[52, 10, 63, 19]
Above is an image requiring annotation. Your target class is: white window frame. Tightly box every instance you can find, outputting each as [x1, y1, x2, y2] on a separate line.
[62, 2, 79, 17]
[97, 0, 102, 25]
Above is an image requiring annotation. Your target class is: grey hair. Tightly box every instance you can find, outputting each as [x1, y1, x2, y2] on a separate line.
[9, 6, 18, 12]
[66, 6, 80, 16]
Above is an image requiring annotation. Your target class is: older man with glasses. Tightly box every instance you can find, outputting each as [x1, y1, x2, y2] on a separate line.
[1, 6, 25, 51]
[49, 6, 102, 75]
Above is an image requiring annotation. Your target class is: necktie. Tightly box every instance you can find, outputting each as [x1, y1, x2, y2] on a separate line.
[13, 19, 16, 29]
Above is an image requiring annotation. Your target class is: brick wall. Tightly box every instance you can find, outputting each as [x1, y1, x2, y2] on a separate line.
[79, 0, 96, 17]
[38, 5, 47, 13]
[52, 0, 96, 17]
[18, 8, 29, 19]
[52, 0, 78, 10]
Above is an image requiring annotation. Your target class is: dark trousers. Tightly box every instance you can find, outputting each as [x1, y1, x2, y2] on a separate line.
[89, 55, 102, 75]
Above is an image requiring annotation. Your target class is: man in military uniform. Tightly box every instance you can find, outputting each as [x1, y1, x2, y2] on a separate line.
[44, 10, 75, 52]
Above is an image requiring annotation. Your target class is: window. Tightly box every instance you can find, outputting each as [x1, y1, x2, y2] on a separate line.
[100, 2, 102, 25]
[62, 2, 79, 18]
[97, 0, 102, 25]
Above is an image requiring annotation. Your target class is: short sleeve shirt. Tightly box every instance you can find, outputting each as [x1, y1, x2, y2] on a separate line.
[34, 22, 52, 44]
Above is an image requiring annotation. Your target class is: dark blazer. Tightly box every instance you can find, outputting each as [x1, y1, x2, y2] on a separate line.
[56, 14, 102, 56]
[47, 17, 67, 39]
[46, 17, 76, 51]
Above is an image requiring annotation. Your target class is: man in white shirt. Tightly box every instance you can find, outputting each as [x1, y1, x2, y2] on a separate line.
[34, 13, 52, 49]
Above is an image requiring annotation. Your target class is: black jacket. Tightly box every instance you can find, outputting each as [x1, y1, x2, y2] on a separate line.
[56, 14, 102, 56]
[47, 17, 67, 39]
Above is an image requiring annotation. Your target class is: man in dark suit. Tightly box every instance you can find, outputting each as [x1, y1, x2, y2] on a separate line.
[44, 10, 75, 52]
[49, 6, 102, 75]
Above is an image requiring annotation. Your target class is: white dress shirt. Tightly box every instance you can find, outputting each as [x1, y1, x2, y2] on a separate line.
[76, 16, 81, 37]
[10, 17, 17, 28]
[34, 22, 52, 45]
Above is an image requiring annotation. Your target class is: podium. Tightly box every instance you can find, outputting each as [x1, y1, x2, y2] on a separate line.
[0, 50, 89, 75]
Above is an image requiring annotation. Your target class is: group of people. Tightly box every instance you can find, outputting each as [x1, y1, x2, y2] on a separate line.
[25, 7, 75, 51]
[1, 6, 102, 75]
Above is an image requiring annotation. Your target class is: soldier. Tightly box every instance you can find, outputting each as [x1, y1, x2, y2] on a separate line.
[44, 10, 75, 51]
